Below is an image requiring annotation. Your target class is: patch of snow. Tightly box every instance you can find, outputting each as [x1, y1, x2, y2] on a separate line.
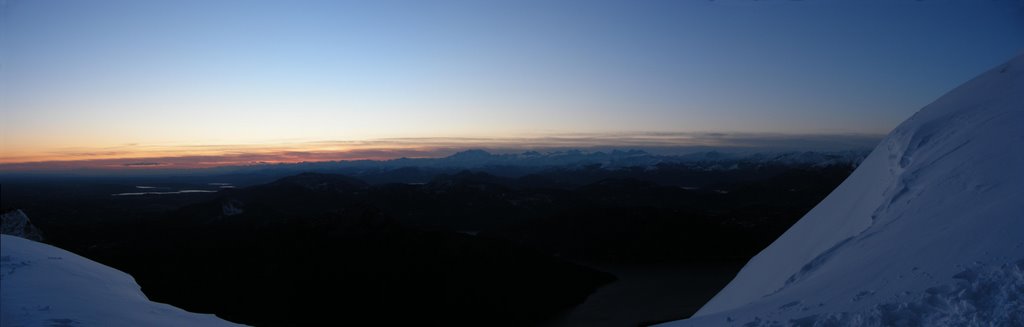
[786, 261, 1024, 327]
[0, 235, 245, 327]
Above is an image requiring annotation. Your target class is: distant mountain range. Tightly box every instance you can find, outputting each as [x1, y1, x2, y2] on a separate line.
[155, 149, 871, 182]
[256, 148, 869, 169]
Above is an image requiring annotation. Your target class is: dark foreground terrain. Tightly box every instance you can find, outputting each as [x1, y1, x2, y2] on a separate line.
[1, 154, 858, 326]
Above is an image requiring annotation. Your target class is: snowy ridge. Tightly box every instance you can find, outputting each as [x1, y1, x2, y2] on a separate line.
[662, 54, 1024, 326]
[0, 235, 245, 327]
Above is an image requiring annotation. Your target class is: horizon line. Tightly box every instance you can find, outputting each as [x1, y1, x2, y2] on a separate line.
[0, 132, 885, 172]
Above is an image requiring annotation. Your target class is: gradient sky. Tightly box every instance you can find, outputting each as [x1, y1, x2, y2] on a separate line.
[2, 0, 1023, 168]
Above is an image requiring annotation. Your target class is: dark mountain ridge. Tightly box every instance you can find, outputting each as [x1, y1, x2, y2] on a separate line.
[2, 155, 861, 326]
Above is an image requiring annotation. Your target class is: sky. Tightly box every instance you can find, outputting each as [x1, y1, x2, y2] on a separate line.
[1, 0, 1022, 170]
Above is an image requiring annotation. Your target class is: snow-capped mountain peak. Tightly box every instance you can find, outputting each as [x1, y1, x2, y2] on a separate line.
[1, 209, 44, 241]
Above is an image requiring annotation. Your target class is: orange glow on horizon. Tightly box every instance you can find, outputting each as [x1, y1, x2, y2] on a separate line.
[0, 142, 436, 170]
[0, 133, 885, 171]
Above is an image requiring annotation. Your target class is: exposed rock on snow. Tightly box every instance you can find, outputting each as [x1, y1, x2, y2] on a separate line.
[1, 209, 44, 241]
[662, 54, 1024, 326]
[0, 235, 245, 327]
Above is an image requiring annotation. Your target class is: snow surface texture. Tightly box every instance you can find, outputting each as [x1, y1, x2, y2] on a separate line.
[1, 210, 44, 242]
[0, 235, 245, 327]
[662, 54, 1024, 326]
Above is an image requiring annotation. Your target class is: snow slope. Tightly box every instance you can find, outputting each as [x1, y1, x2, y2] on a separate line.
[662, 54, 1024, 326]
[0, 235, 245, 327]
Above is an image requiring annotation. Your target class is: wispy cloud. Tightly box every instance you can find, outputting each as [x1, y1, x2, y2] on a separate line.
[122, 162, 168, 167]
